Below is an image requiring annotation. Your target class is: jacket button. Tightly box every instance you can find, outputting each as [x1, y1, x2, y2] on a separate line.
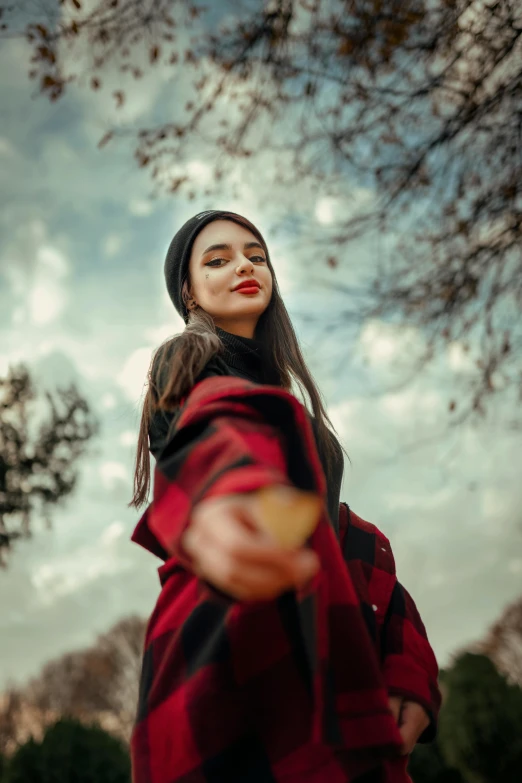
[372, 604, 378, 611]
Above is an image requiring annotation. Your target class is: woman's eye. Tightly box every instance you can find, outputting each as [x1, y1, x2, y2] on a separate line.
[206, 255, 266, 266]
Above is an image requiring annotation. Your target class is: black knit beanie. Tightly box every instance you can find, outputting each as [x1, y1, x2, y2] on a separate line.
[164, 209, 271, 323]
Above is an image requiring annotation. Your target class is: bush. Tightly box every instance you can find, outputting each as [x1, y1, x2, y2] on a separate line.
[408, 739, 464, 783]
[438, 653, 522, 783]
[5, 737, 44, 783]
[5, 718, 130, 783]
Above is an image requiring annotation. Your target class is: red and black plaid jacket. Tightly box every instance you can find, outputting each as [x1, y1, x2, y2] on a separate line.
[131, 376, 441, 783]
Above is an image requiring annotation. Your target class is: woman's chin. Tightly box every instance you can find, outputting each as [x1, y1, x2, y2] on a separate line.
[229, 298, 266, 312]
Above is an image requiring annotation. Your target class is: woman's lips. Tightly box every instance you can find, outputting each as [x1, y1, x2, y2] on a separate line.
[234, 286, 260, 294]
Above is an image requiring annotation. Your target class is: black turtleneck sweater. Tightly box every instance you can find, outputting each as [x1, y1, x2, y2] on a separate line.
[148, 327, 345, 535]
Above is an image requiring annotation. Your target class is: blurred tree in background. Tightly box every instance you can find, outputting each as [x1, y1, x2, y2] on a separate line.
[0, 612, 521, 780]
[476, 596, 522, 688]
[437, 652, 522, 783]
[4, 718, 130, 783]
[0, 615, 145, 757]
[0, 364, 98, 564]
[1, 0, 521, 419]
[27, 615, 145, 742]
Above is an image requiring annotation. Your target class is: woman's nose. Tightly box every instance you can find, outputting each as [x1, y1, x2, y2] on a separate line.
[236, 254, 254, 271]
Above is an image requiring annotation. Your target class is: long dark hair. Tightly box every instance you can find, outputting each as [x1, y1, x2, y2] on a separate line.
[129, 213, 348, 509]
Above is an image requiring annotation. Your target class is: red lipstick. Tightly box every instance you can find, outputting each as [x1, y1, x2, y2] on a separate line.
[233, 279, 261, 294]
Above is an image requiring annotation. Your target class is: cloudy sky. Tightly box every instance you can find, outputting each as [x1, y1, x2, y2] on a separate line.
[1, 9, 521, 692]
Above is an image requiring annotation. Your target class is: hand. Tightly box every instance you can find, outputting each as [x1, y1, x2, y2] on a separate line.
[388, 696, 431, 755]
[181, 487, 321, 601]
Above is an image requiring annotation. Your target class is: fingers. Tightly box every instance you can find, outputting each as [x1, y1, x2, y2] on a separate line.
[398, 701, 431, 755]
[185, 501, 320, 600]
[195, 499, 319, 576]
[191, 526, 317, 600]
[195, 542, 314, 601]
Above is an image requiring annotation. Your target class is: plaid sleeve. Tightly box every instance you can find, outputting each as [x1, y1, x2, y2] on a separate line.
[381, 576, 441, 744]
[133, 375, 326, 574]
[340, 506, 441, 745]
[145, 410, 293, 574]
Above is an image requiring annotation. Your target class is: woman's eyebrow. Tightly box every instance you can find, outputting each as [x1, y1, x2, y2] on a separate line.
[202, 241, 265, 256]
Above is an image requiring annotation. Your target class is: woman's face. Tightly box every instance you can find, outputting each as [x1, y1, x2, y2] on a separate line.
[187, 219, 273, 338]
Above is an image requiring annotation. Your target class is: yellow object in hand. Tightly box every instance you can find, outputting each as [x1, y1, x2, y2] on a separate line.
[254, 485, 323, 549]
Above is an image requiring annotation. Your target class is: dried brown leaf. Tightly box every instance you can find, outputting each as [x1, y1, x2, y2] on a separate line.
[98, 131, 113, 149]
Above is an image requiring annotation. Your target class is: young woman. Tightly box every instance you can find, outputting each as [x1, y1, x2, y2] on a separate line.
[129, 210, 441, 783]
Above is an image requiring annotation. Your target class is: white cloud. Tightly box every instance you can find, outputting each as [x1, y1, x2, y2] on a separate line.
[508, 559, 522, 574]
[116, 346, 154, 402]
[385, 488, 453, 513]
[119, 430, 137, 447]
[99, 461, 129, 490]
[2, 223, 70, 329]
[144, 322, 178, 345]
[380, 387, 442, 422]
[31, 543, 130, 606]
[27, 246, 69, 326]
[0, 350, 24, 376]
[38, 246, 69, 277]
[186, 159, 213, 186]
[100, 521, 125, 547]
[0, 137, 15, 156]
[315, 190, 374, 226]
[29, 280, 66, 326]
[103, 233, 123, 258]
[315, 197, 338, 225]
[358, 320, 425, 367]
[481, 487, 515, 523]
[101, 392, 117, 410]
[129, 198, 155, 217]
[162, 289, 174, 309]
[447, 342, 475, 372]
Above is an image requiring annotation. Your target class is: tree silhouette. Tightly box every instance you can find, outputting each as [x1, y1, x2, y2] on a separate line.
[0, 363, 98, 564]
[0, 690, 27, 758]
[4, 718, 130, 783]
[1, 1, 521, 416]
[438, 652, 522, 783]
[476, 595, 522, 688]
[0, 615, 146, 750]
[28, 615, 145, 742]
